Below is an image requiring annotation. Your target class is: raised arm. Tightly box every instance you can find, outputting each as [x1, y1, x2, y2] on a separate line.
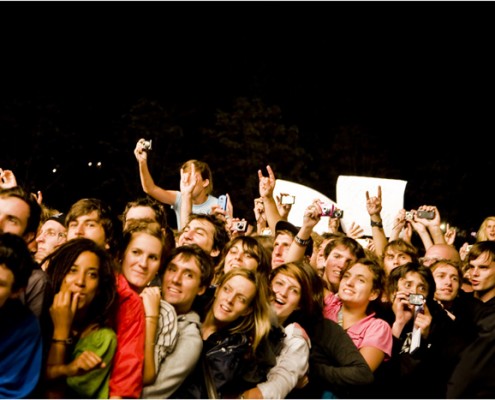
[366, 186, 387, 257]
[179, 164, 196, 231]
[285, 201, 321, 263]
[258, 165, 282, 234]
[418, 205, 446, 245]
[134, 139, 178, 205]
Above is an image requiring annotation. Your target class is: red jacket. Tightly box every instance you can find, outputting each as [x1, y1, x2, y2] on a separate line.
[109, 273, 145, 398]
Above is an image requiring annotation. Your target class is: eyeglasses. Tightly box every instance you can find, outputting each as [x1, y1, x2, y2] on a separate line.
[38, 229, 67, 240]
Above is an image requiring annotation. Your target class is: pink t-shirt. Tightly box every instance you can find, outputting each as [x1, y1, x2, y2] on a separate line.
[323, 292, 393, 360]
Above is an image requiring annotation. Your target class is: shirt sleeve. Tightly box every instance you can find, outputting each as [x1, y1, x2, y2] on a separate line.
[258, 323, 310, 399]
[109, 285, 145, 398]
[142, 316, 203, 399]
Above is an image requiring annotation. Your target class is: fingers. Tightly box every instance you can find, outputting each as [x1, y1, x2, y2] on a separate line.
[377, 185, 382, 199]
[71, 292, 80, 315]
[266, 165, 275, 179]
[365, 190, 370, 200]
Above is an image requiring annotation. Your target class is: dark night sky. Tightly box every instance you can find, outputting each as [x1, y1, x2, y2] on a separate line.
[1, 1, 494, 238]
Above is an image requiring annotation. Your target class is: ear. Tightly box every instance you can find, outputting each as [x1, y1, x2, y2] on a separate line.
[197, 285, 207, 296]
[202, 179, 209, 189]
[369, 289, 379, 302]
[24, 232, 36, 245]
[210, 248, 220, 258]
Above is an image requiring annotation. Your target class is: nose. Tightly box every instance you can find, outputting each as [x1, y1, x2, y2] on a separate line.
[170, 271, 181, 285]
[75, 270, 86, 287]
[36, 234, 45, 243]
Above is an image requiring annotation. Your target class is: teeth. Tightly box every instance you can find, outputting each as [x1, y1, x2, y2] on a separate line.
[275, 298, 285, 305]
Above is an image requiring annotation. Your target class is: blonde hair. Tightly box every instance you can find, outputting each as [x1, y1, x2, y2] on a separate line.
[476, 216, 495, 242]
[210, 268, 272, 353]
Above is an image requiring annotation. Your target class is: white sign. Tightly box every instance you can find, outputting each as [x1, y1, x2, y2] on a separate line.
[337, 175, 407, 237]
[274, 179, 337, 235]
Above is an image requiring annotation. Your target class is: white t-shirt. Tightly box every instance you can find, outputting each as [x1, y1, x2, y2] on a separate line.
[172, 192, 218, 230]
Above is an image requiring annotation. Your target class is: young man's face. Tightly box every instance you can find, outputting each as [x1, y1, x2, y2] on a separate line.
[469, 251, 495, 303]
[162, 253, 206, 314]
[324, 245, 357, 292]
[67, 210, 108, 249]
[0, 196, 30, 238]
[178, 219, 218, 257]
[271, 232, 293, 269]
[432, 263, 460, 303]
[123, 206, 157, 230]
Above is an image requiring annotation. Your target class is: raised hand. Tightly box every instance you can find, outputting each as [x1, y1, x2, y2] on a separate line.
[258, 165, 276, 199]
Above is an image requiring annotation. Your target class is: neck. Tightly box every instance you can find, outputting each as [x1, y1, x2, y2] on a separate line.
[341, 303, 367, 329]
[193, 191, 208, 204]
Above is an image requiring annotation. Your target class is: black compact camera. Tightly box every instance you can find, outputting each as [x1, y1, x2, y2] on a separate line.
[321, 203, 344, 218]
[409, 293, 424, 306]
[233, 221, 247, 232]
[417, 210, 435, 220]
[142, 139, 152, 151]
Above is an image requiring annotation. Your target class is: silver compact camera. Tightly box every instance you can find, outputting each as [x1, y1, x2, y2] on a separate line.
[405, 211, 414, 221]
[233, 221, 247, 232]
[280, 194, 296, 205]
[142, 139, 152, 151]
[409, 293, 424, 306]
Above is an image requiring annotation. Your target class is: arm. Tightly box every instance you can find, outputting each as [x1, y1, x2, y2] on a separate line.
[366, 186, 387, 257]
[142, 315, 203, 398]
[258, 165, 283, 234]
[140, 287, 162, 385]
[310, 319, 374, 390]
[285, 201, 321, 263]
[409, 218, 433, 250]
[254, 324, 310, 399]
[418, 205, 446, 244]
[134, 139, 178, 205]
[179, 164, 196, 231]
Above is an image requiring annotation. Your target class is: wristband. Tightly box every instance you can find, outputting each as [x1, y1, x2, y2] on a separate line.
[370, 220, 383, 228]
[294, 235, 311, 246]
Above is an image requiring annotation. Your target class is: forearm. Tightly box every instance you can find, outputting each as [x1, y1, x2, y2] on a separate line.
[428, 225, 446, 244]
[262, 196, 282, 234]
[180, 193, 193, 232]
[285, 226, 312, 263]
[417, 229, 433, 250]
[143, 317, 158, 385]
[370, 217, 387, 257]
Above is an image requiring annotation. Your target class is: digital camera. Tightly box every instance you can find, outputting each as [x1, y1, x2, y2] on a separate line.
[405, 211, 414, 221]
[409, 293, 424, 306]
[218, 195, 227, 211]
[416, 210, 435, 220]
[233, 221, 247, 232]
[142, 139, 152, 151]
[321, 203, 344, 218]
[280, 194, 296, 205]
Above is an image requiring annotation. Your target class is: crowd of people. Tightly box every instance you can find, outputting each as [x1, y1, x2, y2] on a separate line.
[1, 138, 495, 399]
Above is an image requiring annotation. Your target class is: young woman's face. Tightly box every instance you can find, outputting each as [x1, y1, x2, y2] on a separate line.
[338, 263, 378, 306]
[60, 251, 100, 311]
[122, 232, 163, 293]
[213, 275, 256, 324]
[271, 271, 301, 323]
[223, 242, 259, 275]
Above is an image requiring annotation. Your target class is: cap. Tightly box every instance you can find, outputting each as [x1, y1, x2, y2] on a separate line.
[47, 212, 66, 228]
[275, 220, 313, 257]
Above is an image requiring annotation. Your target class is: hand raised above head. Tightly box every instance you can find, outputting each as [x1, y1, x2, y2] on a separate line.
[134, 138, 149, 162]
[257, 165, 276, 198]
